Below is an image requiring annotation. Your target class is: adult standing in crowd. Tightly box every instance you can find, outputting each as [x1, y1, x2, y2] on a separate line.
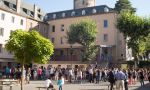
[115, 68, 126, 90]
[139, 69, 145, 86]
[108, 68, 116, 90]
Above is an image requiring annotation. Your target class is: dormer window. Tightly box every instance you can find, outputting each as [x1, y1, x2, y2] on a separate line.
[71, 11, 75, 16]
[53, 14, 56, 19]
[27, 10, 31, 15]
[82, 10, 86, 15]
[62, 13, 65, 17]
[104, 7, 109, 12]
[92, 9, 97, 14]
[38, 9, 41, 12]
[9, 3, 15, 10]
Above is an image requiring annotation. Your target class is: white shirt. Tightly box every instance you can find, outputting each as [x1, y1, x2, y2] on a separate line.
[44, 79, 52, 87]
[62, 77, 64, 85]
[50, 68, 54, 74]
[69, 69, 73, 76]
[89, 68, 93, 74]
[78, 71, 82, 78]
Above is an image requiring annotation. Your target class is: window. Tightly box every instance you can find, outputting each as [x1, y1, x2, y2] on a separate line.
[60, 50, 64, 56]
[0, 44, 2, 53]
[27, 10, 31, 16]
[20, 19, 23, 25]
[61, 24, 64, 31]
[61, 37, 63, 44]
[52, 25, 55, 32]
[104, 7, 109, 12]
[53, 14, 56, 19]
[1, 13, 5, 20]
[11, 16, 15, 23]
[92, 9, 97, 13]
[71, 11, 75, 16]
[62, 13, 65, 17]
[51, 37, 55, 43]
[38, 9, 41, 12]
[104, 20, 108, 28]
[0, 28, 4, 36]
[103, 34, 108, 42]
[82, 10, 86, 15]
[9, 3, 15, 10]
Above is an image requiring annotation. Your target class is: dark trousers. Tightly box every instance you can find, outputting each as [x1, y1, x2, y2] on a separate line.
[38, 74, 41, 80]
[109, 82, 114, 90]
[124, 81, 128, 90]
[69, 75, 72, 83]
[140, 79, 144, 86]
[96, 76, 100, 83]
[89, 74, 93, 83]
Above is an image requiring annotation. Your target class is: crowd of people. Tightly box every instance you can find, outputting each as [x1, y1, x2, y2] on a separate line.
[0, 65, 150, 90]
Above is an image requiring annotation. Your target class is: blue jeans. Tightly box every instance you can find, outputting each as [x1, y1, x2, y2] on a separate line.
[59, 85, 62, 90]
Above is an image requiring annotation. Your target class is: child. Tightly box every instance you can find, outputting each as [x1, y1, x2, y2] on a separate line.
[57, 76, 63, 90]
[44, 77, 54, 89]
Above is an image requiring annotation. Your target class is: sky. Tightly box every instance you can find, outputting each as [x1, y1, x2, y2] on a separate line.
[24, 0, 150, 17]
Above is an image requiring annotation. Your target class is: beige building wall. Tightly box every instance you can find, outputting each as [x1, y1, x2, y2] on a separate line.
[26, 18, 49, 38]
[48, 12, 126, 62]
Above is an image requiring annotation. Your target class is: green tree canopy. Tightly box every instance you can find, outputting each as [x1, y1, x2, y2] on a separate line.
[67, 20, 97, 46]
[117, 12, 150, 61]
[5, 29, 54, 64]
[5, 29, 54, 90]
[115, 0, 136, 13]
[67, 19, 98, 61]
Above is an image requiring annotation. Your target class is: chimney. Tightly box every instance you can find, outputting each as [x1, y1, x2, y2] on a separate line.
[16, 0, 21, 13]
[34, 4, 38, 19]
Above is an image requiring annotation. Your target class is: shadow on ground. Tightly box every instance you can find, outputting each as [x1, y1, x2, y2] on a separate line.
[134, 83, 150, 90]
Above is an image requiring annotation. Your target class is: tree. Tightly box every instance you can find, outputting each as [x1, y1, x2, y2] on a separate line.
[114, 0, 136, 13]
[66, 19, 98, 61]
[117, 12, 150, 66]
[5, 29, 54, 90]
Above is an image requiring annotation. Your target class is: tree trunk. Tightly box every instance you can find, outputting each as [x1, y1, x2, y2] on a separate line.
[21, 63, 24, 90]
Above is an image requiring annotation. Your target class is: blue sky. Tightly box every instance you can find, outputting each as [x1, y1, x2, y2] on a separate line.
[24, 0, 150, 17]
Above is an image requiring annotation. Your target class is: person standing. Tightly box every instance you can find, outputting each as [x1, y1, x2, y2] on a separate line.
[139, 69, 145, 86]
[96, 69, 100, 84]
[57, 76, 63, 90]
[77, 69, 82, 84]
[108, 68, 116, 90]
[68, 68, 73, 83]
[37, 67, 42, 80]
[88, 67, 93, 83]
[123, 69, 128, 90]
[5, 66, 10, 78]
[115, 69, 126, 90]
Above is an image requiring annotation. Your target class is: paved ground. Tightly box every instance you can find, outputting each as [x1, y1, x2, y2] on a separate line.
[1, 80, 150, 90]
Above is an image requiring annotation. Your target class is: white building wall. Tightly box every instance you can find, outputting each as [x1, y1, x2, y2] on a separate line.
[0, 9, 26, 60]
